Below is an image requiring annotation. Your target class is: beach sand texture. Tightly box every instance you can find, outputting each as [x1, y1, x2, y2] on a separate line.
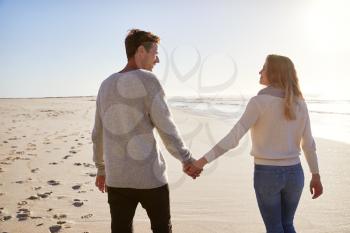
[0, 97, 349, 233]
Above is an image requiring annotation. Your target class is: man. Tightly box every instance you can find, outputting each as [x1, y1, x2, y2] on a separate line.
[92, 29, 201, 233]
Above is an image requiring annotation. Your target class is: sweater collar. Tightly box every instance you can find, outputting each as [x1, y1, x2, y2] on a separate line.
[258, 86, 285, 98]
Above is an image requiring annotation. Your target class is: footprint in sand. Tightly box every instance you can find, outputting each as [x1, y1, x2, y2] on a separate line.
[49, 225, 62, 233]
[0, 208, 12, 222]
[72, 199, 84, 207]
[72, 185, 81, 190]
[15, 180, 25, 184]
[86, 172, 96, 177]
[62, 155, 72, 159]
[17, 201, 28, 206]
[37, 192, 53, 199]
[31, 168, 39, 173]
[27, 195, 40, 200]
[53, 213, 67, 219]
[83, 163, 94, 168]
[47, 180, 60, 186]
[1, 215, 12, 221]
[16, 208, 30, 221]
[1, 161, 11, 165]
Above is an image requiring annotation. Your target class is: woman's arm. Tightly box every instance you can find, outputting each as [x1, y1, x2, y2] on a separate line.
[193, 97, 261, 170]
[301, 103, 323, 198]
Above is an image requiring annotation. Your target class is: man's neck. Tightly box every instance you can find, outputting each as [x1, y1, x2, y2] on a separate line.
[119, 59, 140, 73]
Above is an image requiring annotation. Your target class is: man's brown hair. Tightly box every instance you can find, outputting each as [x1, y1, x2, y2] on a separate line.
[125, 29, 160, 59]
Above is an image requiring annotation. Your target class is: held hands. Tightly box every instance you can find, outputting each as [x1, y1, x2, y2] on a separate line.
[310, 174, 323, 199]
[183, 157, 208, 179]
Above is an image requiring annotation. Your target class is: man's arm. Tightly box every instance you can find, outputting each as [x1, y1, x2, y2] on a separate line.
[149, 89, 202, 178]
[147, 79, 192, 162]
[92, 92, 106, 192]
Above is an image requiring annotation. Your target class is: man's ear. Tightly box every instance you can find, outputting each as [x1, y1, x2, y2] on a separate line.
[136, 45, 146, 55]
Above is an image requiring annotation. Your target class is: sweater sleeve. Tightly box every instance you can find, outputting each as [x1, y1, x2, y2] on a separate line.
[301, 105, 319, 174]
[204, 98, 260, 163]
[148, 78, 192, 163]
[92, 90, 105, 176]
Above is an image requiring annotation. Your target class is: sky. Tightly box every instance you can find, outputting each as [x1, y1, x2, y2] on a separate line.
[1, 0, 350, 99]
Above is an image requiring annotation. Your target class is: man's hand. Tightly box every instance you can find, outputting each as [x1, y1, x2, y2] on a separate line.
[183, 157, 209, 179]
[95, 175, 106, 193]
[183, 161, 202, 179]
[310, 174, 323, 199]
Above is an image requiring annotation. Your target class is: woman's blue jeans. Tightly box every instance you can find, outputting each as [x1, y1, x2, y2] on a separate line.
[254, 163, 304, 233]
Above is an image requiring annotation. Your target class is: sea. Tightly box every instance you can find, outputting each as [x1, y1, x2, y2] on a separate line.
[168, 97, 350, 145]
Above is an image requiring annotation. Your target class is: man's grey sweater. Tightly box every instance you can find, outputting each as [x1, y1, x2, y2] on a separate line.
[92, 69, 192, 189]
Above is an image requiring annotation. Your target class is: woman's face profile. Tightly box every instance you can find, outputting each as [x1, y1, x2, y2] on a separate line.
[259, 63, 270, 86]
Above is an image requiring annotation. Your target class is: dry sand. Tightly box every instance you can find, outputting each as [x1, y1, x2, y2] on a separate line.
[0, 97, 349, 233]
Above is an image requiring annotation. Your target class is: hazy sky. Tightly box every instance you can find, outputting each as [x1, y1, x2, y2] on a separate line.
[1, 0, 350, 99]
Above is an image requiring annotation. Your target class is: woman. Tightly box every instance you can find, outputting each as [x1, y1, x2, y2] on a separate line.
[192, 54, 323, 233]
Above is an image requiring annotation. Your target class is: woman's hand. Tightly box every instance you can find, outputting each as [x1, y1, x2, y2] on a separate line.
[192, 157, 208, 170]
[310, 174, 323, 199]
[184, 157, 208, 179]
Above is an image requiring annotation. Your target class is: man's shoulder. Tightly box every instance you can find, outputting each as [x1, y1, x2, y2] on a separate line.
[98, 70, 163, 95]
[132, 70, 163, 91]
[135, 69, 159, 82]
[104, 70, 159, 83]
[100, 73, 119, 87]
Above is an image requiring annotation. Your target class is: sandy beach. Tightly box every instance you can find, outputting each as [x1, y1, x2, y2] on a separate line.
[0, 97, 350, 233]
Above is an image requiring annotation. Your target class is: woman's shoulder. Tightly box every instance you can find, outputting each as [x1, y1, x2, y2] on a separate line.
[250, 93, 282, 105]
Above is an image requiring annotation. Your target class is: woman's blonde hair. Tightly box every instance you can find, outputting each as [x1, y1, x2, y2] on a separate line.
[265, 54, 304, 120]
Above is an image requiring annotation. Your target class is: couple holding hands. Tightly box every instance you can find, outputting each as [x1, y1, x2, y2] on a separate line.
[92, 29, 323, 233]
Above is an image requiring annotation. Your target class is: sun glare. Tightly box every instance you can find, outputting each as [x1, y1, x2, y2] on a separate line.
[305, 0, 350, 52]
